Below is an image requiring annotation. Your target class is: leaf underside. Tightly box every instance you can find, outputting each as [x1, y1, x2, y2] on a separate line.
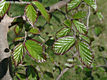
[67, 0, 81, 10]
[73, 20, 87, 34]
[0, 1, 10, 18]
[79, 42, 93, 66]
[12, 43, 24, 65]
[56, 27, 71, 38]
[53, 36, 75, 55]
[84, 0, 97, 11]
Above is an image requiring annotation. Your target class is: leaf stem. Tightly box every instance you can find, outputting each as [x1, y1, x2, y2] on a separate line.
[24, 31, 27, 42]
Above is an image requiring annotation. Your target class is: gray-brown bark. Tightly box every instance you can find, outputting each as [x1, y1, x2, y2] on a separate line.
[0, 15, 14, 80]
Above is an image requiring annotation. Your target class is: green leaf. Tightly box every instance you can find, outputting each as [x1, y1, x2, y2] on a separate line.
[26, 66, 37, 80]
[65, 63, 72, 67]
[23, 54, 38, 66]
[12, 43, 24, 65]
[67, 0, 81, 10]
[0, 1, 10, 18]
[84, 0, 97, 11]
[94, 27, 102, 36]
[16, 73, 26, 80]
[29, 27, 40, 34]
[73, 11, 86, 19]
[97, 12, 104, 21]
[13, 76, 19, 80]
[25, 4, 38, 27]
[14, 37, 24, 42]
[73, 20, 87, 34]
[64, 19, 71, 27]
[53, 36, 75, 55]
[32, 1, 50, 22]
[24, 39, 45, 62]
[56, 27, 71, 38]
[7, 4, 25, 18]
[43, 71, 54, 79]
[12, 17, 24, 24]
[79, 42, 93, 66]
[79, 35, 90, 43]
[67, 59, 74, 63]
[14, 25, 22, 35]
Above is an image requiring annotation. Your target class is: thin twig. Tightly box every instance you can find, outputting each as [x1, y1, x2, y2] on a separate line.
[87, 6, 91, 29]
[5, 1, 31, 4]
[48, 0, 71, 13]
[56, 64, 74, 80]
[24, 31, 27, 42]
[94, 0, 97, 10]
[56, 51, 77, 80]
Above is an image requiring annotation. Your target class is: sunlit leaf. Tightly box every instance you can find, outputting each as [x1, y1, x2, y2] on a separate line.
[14, 37, 24, 42]
[65, 63, 72, 67]
[14, 25, 22, 35]
[56, 27, 71, 38]
[67, 59, 74, 63]
[79, 34, 90, 43]
[64, 19, 71, 27]
[53, 36, 75, 55]
[79, 42, 93, 66]
[68, 0, 81, 10]
[12, 43, 24, 65]
[24, 39, 45, 62]
[84, 0, 97, 11]
[25, 4, 38, 27]
[16, 73, 26, 80]
[73, 20, 87, 34]
[29, 27, 40, 34]
[97, 12, 104, 21]
[0, 1, 10, 18]
[32, 1, 50, 22]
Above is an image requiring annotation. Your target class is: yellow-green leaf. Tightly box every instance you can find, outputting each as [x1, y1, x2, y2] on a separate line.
[25, 4, 38, 27]
[32, 1, 50, 22]
[29, 27, 40, 34]
[0, 1, 10, 18]
[67, 0, 81, 10]
[24, 39, 45, 62]
[64, 19, 71, 27]
[73, 11, 86, 19]
[84, 0, 97, 11]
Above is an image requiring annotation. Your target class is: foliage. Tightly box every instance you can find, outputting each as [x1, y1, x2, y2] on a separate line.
[0, 0, 106, 79]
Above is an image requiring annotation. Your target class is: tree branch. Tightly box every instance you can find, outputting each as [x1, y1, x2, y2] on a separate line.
[48, 0, 71, 13]
[94, 0, 97, 10]
[56, 64, 74, 80]
[5, 0, 71, 13]
[0, 14, 14, 80]
[0, 15, 14, 61]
